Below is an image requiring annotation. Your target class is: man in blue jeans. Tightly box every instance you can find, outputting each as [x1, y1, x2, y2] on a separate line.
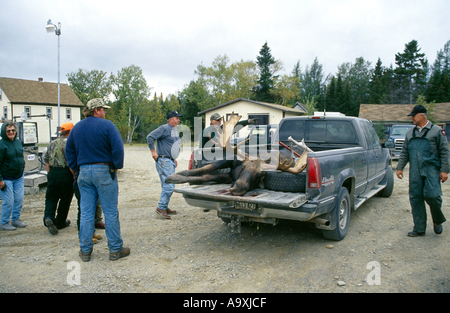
[147, 111, 182, 219]
[66, 98, 129, 262]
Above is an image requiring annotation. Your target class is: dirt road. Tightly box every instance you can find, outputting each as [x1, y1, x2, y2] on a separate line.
[1, 146, 449, 293]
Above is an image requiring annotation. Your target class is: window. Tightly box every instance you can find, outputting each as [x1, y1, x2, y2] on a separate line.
[248, 114, 269, 126]
[24, 106, 31, 119]
[0, 88, 2, 101]
[3, 106, 7, 119]
[46, 107, 52, 119]
[66, 108, 72, 120]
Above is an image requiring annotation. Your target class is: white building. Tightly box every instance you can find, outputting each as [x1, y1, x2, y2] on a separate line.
[0, 77, 83, 144]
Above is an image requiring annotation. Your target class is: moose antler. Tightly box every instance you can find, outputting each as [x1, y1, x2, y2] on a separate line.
[277, 150, 307, 174]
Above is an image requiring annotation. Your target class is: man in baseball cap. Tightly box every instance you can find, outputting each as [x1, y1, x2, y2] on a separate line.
[407, 104, 427, 116]
[86, 98, 111, 110]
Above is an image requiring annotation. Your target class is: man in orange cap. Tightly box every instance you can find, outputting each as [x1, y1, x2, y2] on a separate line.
[43, 122, 75, 235]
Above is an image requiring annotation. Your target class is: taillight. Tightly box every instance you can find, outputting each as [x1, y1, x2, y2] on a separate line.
[307, 157, 322, 189]
[188, 152, 194, 170]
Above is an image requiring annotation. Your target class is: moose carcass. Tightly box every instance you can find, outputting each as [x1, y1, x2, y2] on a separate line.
[165, 112, 308, 196]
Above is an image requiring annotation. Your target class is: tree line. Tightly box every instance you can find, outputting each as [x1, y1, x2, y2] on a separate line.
[67, 39, 450, 144]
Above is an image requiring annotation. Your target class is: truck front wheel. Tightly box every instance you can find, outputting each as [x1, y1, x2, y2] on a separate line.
[322, 187, 350, 241]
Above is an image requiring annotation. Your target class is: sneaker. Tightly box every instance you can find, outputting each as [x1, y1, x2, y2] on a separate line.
[109, 247, 131, 261]
[11, 219, 26, 228]
[45, 218, 59, 235]
[0, 223, 16, 231]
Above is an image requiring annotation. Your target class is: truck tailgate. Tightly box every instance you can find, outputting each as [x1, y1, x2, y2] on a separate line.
[174, 184, 307, 209]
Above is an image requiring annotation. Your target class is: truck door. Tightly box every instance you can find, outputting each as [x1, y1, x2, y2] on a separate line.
[360, 120, 384, 188]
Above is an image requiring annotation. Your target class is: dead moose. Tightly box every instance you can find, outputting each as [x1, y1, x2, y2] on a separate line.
[165, 112, 308, 196]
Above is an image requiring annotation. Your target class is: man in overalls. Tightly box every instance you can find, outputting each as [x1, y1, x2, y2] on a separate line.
[397, 105, 450, 237]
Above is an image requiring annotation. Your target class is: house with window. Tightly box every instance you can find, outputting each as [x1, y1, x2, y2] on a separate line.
[359, 103, 450, 141]
[0, 77, 83, 144]
[198, 98, 306, 137]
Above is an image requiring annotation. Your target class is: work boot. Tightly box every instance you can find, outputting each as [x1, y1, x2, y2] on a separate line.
[156, 208, 171, 219]
[45, 218, 58, 235]
[408, 230, 425, 237]
[166, 208, 177, 215]
[109, 247, 131, 261]
[79, 250, 92, 262]
[56, 220, 71, 230]
[434, 223, 443, 235]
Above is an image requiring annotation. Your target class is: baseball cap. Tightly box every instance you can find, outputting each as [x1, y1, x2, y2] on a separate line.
[167, 111, 182, 119]
[407, 104, 427, 116]
[86, 98, 111, 110]
[210, 113, 222, 121]
[60, 122, 74, 131]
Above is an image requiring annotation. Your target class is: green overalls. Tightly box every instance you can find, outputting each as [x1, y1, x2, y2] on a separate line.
[408, 125, 447, 233]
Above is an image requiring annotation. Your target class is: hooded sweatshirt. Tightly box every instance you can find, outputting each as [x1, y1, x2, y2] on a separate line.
[0, 123, 25, 181]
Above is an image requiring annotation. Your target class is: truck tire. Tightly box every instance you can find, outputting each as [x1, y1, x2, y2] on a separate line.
[377, 166, 394, 197]
[322, 187, 350, 241]
[263, 171, 307, 192]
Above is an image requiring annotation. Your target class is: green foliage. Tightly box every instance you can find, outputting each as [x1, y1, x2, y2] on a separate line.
[394, 40, 428, 104]
[253, 42, 278, 103]
[66, 38, 450, 144]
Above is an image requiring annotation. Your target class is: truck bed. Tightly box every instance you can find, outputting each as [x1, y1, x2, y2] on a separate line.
[174, 184, 308, 209]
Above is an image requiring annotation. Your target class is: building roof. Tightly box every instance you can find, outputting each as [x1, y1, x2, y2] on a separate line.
[0, 77, 83, 107]
[359, 103, 450, 123]
[198, 98, 306, 115]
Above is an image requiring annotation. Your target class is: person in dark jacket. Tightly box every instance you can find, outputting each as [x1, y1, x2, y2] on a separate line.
[0, 121, 26, 231]
[397, 105, 450, 237]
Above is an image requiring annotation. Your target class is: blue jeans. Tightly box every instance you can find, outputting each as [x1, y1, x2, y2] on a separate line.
[78, 165, 123, 254]
[155, 158, 175, 210]
[0, 175, 24, 225]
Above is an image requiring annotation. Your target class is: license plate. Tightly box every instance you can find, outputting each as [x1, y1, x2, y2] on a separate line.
[234, 202, 257, 210]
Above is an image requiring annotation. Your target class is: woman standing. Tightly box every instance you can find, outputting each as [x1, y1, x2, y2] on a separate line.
[0, 121, 26, 230]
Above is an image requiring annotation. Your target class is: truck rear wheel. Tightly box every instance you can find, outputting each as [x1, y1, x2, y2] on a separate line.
[323, 187, 350, 241]
[378, 166, 394, 197]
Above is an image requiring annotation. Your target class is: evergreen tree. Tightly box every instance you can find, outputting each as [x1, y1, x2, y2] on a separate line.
[394, 40, 427, 103]
[425, 40, 450, 103]
[368, 58, 388, 104]
[325, 76, 336, 111]
[253, 42, 277, 102]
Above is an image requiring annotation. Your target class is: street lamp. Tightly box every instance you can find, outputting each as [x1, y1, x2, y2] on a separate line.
[46, 19, 61, 137]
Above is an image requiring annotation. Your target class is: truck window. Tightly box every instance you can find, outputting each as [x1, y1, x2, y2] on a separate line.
[279, 120, 357, 144]
[279, 120, 305, 144]
[306, 120, 357, 143]
[361, 120, 381, 149]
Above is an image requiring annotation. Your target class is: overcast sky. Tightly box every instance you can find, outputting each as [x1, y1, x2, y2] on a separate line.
[1, 0, 449, 98]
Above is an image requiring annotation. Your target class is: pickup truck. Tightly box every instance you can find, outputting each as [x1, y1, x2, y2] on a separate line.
[384, 124, 415, 159]
[174, 116, 394, 241]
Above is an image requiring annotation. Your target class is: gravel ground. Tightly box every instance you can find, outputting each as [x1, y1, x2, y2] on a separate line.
[0, 146, 449, 293]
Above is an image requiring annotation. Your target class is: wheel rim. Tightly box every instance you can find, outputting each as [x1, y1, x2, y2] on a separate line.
[339, 198, 349, 230]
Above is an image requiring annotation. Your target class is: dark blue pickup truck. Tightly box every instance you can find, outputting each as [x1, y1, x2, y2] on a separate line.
[174, 116, 394, 241]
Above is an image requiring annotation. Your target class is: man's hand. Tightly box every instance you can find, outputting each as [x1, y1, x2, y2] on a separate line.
[151, 150, 159, 162]
[441, 172, 448, 183]
[396, 170, 403, 180]
[248, 118, 258, 125]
